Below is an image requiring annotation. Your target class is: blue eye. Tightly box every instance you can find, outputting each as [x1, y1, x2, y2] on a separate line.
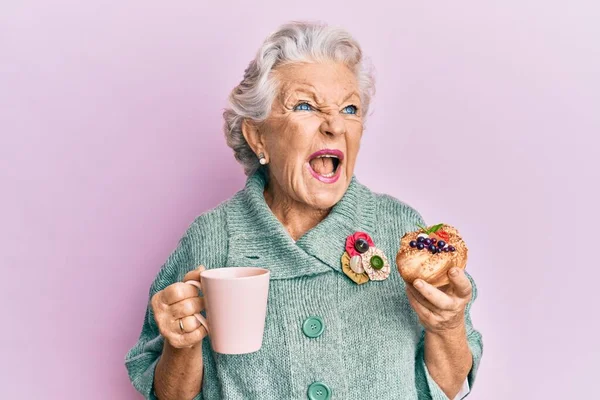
[294, 102, 313, 111]
[342, 105, 358, 114]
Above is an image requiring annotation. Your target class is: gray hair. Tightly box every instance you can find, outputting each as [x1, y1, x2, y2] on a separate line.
[222, 21, 376, 176]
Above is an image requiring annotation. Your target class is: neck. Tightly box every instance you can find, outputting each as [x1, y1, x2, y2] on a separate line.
[263, 177, 330, 241]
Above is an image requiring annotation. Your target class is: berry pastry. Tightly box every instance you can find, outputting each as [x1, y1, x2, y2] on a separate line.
[396, 223, 468, 287]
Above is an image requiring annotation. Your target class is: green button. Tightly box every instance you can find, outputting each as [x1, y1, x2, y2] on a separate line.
[370, 255, 384, 270]
[307, 381, 331, 400]
[302, 316, 324, 338]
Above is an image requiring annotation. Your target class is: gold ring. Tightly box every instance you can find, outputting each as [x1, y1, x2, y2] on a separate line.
[179, 318, 185, 333]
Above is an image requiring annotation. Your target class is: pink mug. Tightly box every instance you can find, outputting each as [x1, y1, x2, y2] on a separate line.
[185, 267, 270, 354]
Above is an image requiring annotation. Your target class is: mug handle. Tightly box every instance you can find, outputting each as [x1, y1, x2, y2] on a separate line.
[183, 280, 210, 335]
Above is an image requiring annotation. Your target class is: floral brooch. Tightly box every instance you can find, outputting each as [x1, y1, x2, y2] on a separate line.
[341, 231, 390, 284]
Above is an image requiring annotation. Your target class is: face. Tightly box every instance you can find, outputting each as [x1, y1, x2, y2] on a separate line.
[254, 61, 364, 210]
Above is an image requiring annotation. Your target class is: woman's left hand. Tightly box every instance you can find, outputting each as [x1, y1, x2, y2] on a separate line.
[405, 268, 473, 334]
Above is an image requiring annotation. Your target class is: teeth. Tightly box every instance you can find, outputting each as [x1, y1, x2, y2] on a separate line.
[309, 153, 341, 179]
[315, 154, 339, 159]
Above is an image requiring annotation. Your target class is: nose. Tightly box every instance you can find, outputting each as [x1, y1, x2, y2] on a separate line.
[319, 114, 346, 137]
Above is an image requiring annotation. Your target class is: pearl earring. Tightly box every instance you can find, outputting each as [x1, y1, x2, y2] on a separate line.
[258, 152, 268, 165]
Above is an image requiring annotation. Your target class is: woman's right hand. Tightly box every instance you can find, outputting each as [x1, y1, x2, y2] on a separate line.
[151, 265, 208, 349]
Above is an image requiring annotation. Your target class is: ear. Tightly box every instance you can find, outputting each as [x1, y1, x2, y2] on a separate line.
[241, 119, 267, 157]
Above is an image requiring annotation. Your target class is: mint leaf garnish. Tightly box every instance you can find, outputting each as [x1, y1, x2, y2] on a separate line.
[429, 223, 444, 233]
[415, 222, 445, 234]
[416, 223, 428, 232]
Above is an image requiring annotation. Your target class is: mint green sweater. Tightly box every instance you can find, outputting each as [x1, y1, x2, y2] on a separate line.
[125, 170, 483, 399]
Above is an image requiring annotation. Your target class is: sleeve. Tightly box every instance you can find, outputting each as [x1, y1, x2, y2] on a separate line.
[125, 207, 229, 399]
[405, 209, 483, 399]
[414, 271, 484, 400]
[454, 378, 470, 400]
[124, 231, 207, 399]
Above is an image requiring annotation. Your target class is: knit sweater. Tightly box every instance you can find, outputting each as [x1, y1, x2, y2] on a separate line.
[125, 170, 483, 399]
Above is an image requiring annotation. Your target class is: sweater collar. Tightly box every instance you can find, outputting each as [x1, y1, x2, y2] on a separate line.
[225, 169, 376, 280]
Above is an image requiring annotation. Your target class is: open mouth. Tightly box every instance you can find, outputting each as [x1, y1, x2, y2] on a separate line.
[307, 149, 344, 183]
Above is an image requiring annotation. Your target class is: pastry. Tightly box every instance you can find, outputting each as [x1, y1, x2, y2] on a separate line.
[396, 223, 468, 287]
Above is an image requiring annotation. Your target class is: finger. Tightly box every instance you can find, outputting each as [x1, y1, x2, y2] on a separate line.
[173, 315, 202, 334]
[171, 326, 208, 349]
[406, 286, 438, 323]
[181, 323, 208, 343]
[448, 268, 472, 299]
[170, 296, 204, 319]
[413, 279, 454, 310]
[161, 282, 200, 305]
[183, 265, 206, 287]
[406, 284, 439, 314]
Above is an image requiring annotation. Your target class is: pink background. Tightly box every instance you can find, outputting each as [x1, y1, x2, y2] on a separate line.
[1, 1, 597, 399]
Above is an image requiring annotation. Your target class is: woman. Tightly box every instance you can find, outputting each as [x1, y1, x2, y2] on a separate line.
[125, 21, 483, 400]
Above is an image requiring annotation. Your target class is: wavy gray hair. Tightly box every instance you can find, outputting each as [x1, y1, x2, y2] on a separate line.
[222, 21, 376, 176]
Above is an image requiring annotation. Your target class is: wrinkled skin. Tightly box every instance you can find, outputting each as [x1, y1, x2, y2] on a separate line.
[406, 268, 473, 334]
[242, 61, 364, 238]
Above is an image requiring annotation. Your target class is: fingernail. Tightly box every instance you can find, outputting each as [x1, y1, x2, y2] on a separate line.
[450, 268, 458, 276]
[414, 280, 423, 288]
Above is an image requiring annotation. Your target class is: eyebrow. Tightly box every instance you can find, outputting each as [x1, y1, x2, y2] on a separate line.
[341, 90, 361, 104]
[285, 84, 360, 106]
[285, 85, 323, 104]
